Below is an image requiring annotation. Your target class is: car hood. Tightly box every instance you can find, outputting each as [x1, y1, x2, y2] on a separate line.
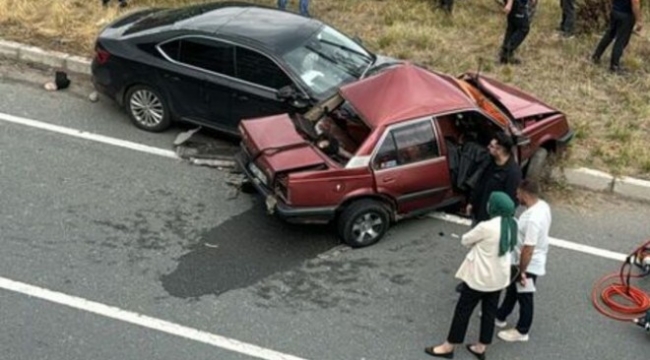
[240, 114, 326, 176]
[472, 74, 560, 120]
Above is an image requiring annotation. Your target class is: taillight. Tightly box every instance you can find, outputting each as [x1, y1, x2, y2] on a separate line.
[95, 48, 111, 64]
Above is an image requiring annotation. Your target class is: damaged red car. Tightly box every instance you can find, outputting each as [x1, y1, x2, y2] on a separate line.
[236, 63, 573, 247]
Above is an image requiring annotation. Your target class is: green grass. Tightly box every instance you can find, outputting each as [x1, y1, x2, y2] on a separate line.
[1, 0, 650, 179]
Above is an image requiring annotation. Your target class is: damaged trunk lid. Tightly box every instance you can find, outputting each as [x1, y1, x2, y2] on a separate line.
[472, 75, 560, 120]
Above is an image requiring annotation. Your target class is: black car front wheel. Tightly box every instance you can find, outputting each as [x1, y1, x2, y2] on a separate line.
[125, 85, 171, 132]
[337, 200, 391, 248]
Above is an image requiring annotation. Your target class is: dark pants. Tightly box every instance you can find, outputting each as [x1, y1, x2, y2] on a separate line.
[447, 283, 501, 344]
[439, 0, 454, 13]
[560, 0, 575, 34]
[501, 10, 531, 61]
[496, 270, 538, 334]
[593, 10, 635, 69]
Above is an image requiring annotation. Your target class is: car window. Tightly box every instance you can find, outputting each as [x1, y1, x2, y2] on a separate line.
[373, 133, 398, 169]
[393, 120, 440, 165]
[161, 38, 235, 77]
[235, 47, 292, 89]
[373, 120, 439, 169]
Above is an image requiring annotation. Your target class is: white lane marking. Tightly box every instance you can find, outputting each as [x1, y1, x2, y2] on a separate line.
[427, 213, 628, 262]
[0, 110, 629, 263]
[0, 112, 181, 160]
[0, 276, 308, 360]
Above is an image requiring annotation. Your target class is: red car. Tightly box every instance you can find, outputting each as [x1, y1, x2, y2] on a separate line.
[236, 63, 573, 247]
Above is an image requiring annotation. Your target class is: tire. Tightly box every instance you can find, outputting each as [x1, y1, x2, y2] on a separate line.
[526, 147, 549, 181]
[337, 200, 391, 248]
[124, 85, 171, 132]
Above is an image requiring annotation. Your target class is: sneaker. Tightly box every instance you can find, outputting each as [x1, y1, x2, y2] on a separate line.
[498, 328, 529, 342]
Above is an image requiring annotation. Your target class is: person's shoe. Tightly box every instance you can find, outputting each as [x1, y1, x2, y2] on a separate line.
[590, 56, 601, 65]
[424, 346, 454, 358]
[498, 328, 530, 342]
[561, 32, 575, 39]
[609, 65, 629, 74]
[466, 344, 486, 360]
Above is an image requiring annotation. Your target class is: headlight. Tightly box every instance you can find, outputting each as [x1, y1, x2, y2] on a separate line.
[249, 163, 268, 186]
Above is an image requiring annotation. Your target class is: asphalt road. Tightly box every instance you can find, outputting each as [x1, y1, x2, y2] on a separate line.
[0, 65, 649, 360]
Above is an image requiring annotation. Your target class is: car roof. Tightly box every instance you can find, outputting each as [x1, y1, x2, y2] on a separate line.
[339, 63, 477, 129]
[127, 2, 323, 54]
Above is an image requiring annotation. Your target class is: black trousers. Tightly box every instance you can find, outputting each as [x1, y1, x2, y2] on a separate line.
[560, 0, 575, 34]
[593, 10, 635, 69]
[496, 270, 538, 334]
[501, 11, 530, 60]
[447, 283, 501, 344]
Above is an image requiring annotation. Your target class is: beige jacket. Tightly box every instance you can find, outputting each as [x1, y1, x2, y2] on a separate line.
[455, 217, 513, 292]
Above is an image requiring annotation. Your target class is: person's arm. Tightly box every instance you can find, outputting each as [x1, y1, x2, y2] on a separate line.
[504, 162, 522, 205]
[519, 221, 541, 284]
[632, 0, 643, 33]
[461, 221, 487, 247]
[504, 0, 514, 14]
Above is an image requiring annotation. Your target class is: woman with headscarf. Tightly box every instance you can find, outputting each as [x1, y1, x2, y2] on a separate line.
[425, 192, 517, 359]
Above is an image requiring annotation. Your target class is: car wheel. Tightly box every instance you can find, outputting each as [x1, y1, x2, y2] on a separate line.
[337, 200, 391, 248]
[125, 85, 171, 132]
[526, 147, 550, 181]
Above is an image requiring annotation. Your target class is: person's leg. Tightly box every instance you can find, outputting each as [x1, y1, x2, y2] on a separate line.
[507, 15, 531, 59]
[610, 12, 635, 71]
[564, 0, 575, 35]
[299, 0, 310, 17]
[478, 290, 501, 345]
[447, 284, 482, 344]
[277, 0, 288, 10]
[515, 275, 537, 334]
[592, 11, 618, 62]
[496, 280, 518, 321]
[500, 16, 517, 62]
[559, 0, 566, 30]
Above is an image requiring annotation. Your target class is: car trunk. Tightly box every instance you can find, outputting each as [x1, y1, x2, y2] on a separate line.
[240, 114, 327, 183]
[473, 75, 560, 121]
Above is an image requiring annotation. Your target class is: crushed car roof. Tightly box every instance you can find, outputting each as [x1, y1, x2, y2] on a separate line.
[339, 63, 476, 128]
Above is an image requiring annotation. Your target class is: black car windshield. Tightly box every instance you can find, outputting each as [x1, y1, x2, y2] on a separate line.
[282, 25, 374, 97]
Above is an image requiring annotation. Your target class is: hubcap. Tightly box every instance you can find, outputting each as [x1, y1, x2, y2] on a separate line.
[351, 212, 384, 244]
[130, 89, 164, 127]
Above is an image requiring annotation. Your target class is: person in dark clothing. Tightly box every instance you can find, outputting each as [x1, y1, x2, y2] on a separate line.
[466, 133, 522, 225]
[591, 0, 643, 73]
[438, 0, 454, 14]
[499, 0, 534, 64]
[102, 0, 128, 7]
[559, 0, 575, 37]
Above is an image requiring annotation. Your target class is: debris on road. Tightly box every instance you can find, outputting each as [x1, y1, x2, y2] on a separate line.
[44, 71, 70, 91]
[173, 127, 203, 146]
[188, 158, 236, 168]
[88, 91, 99, 102]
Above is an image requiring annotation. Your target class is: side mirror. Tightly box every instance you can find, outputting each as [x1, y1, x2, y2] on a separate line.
[277, 85, 296, 101]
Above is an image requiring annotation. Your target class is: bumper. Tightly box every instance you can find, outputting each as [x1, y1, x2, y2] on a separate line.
[91, 60, 122, 105]
[234, 150, 337, 224]
[557, 129, 575, 147]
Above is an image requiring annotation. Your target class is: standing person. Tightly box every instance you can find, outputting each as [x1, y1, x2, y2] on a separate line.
[495, 179, 552, 342]
[591, 0, 643, 73]
[466, 132, 522, 226]
[499, 0, 534, 64]
[102, 0, 128, 7]
[278, 0, 311, 17]
[559, 0, 575, 37]
[425, 192, 517, 359]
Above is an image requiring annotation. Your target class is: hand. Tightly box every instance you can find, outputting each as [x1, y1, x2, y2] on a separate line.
[503, 3, 512, 14]
[465, 204, 473, 216]
[519, 273, 528, 287]
[634, 23, 643, 33]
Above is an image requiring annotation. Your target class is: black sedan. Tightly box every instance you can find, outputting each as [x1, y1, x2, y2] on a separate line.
[91, 1, 394, 133]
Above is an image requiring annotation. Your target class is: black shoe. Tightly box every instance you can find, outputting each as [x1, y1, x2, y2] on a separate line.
[609, 65, 628, 74]
[425, 346, 454, 358]
[466, 345, 486, 360]
[590, 56, 600, 65]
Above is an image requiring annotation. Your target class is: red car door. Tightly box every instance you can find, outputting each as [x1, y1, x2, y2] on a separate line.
[372, 119, 454, 215]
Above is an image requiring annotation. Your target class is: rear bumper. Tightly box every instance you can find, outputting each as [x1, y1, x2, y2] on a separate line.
[91, 59, 122, 105]
[234, 150, 337, 224]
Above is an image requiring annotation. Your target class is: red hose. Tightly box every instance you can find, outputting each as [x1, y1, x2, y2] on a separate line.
[591, 241, 650, 321]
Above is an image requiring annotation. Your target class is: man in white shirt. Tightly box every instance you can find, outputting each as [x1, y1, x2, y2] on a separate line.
[495, 179, 552, 342]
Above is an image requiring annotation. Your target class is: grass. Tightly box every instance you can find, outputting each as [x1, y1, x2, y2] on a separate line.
[1, 0, 650, 179]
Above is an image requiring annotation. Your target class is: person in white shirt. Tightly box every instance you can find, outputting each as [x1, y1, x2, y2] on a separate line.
[425, 192, 517, 359]
[496, 179, 552, 342]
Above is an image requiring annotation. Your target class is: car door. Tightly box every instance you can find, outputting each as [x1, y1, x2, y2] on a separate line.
[372, 118, 453, 215]
[229, 46, 296, 128]
[174, 37, 235, 130]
